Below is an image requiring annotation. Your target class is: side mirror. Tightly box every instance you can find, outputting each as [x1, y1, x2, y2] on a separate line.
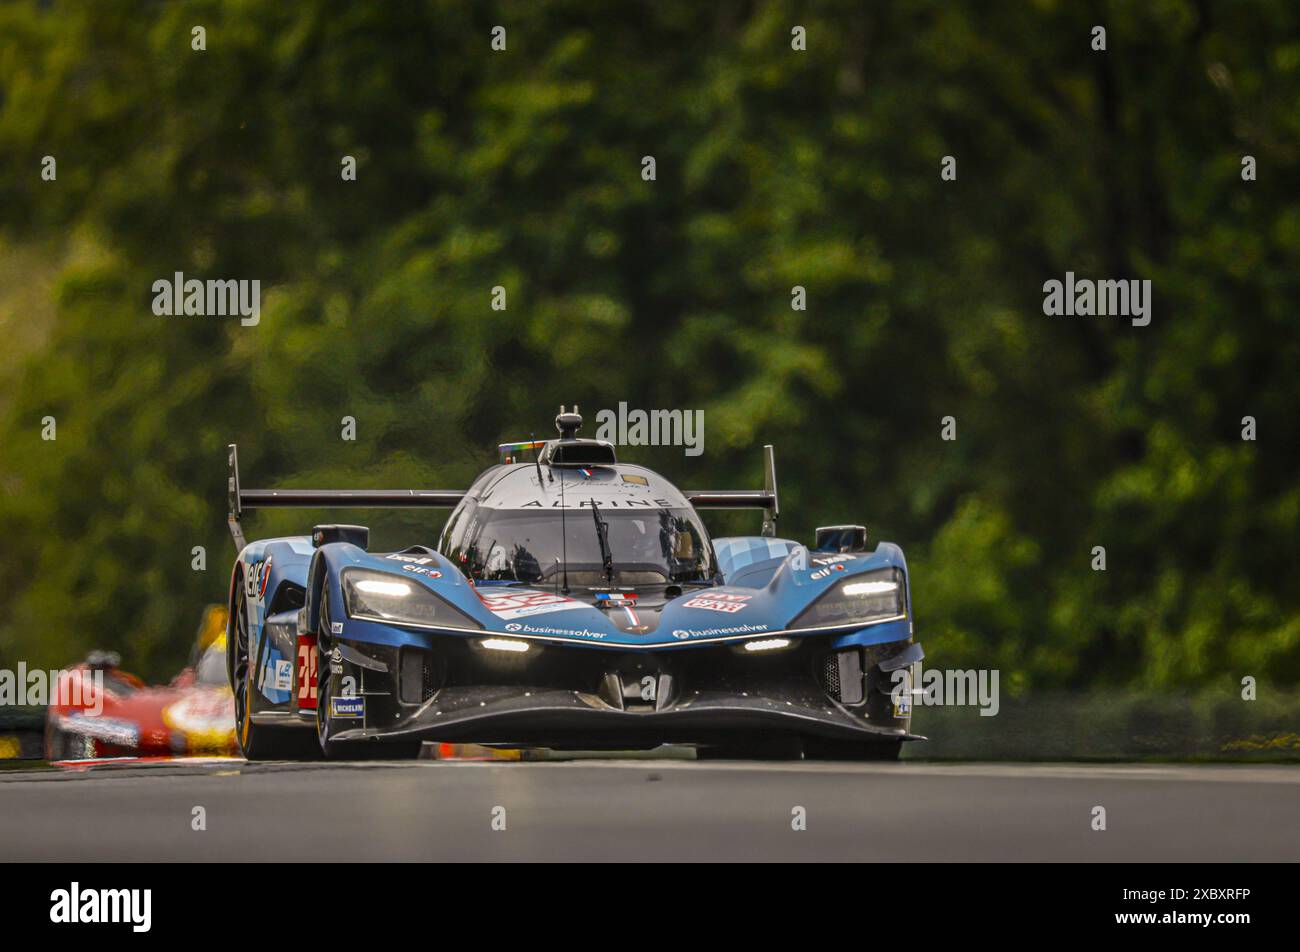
[814, 525, 868, 553]
[312, 524, 370, 550]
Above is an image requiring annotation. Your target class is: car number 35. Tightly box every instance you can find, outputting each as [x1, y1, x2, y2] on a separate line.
[296, 636, 318, 709]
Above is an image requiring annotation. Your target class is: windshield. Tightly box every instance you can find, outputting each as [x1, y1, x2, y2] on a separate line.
[456, 507, 715, 587]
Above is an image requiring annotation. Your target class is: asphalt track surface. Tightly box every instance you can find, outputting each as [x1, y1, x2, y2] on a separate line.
[1, 757, 1298, 861]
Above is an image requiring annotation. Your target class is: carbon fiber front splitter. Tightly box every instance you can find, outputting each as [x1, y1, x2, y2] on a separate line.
[329, 685, 922, 749]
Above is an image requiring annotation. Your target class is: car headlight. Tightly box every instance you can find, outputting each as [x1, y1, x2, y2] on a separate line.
[790, 567, 905, 630]
[342, 569, 481, 630]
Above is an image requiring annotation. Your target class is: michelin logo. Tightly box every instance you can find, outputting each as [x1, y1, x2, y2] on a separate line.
[330, 696, 365, 717]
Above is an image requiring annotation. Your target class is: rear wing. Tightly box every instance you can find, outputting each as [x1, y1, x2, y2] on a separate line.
[226, 445, 466, 550]
[682, 445, 780, 538]
[227, 442, 779, 549]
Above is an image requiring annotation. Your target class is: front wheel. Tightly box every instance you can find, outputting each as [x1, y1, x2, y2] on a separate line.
[231, 581, 320, 761]
[315, 595, 422, 761]
[45, 722, 95, 761]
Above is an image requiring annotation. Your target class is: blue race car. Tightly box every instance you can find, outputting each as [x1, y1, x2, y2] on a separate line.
[224, 407, 923, 760]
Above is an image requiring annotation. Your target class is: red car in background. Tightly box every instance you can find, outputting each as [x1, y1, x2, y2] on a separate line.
[44, 607, 238, 761]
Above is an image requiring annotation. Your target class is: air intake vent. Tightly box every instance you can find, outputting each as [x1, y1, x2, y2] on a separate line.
[817, 649, 864, 706]
[820, 653, 842, 702]
[399, 647, 441, 704]
[421, 656, 437, 701]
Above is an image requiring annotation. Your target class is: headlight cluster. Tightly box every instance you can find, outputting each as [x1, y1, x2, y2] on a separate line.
[342, 569, 480, 630]
[791, 567, 905, 630]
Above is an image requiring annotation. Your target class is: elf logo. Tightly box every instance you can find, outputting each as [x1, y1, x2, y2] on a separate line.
[810, 564, 847, 580]
[50, 882, 151, 932]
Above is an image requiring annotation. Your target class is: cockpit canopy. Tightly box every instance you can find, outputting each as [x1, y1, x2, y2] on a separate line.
[440, 449, 720, 589]
[441, 503, 714, 587]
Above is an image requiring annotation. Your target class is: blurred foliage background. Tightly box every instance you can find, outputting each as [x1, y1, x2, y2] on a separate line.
[0, 0, 1297, 693]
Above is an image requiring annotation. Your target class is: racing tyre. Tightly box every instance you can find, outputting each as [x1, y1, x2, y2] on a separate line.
[315, 596, 422, 761]
[801, 736, 902, 761]
[45, 724, 94, 761]
[231, 582, 321, 761]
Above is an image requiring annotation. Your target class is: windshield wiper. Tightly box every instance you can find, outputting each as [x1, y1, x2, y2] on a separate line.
[589, 497, 614, 587]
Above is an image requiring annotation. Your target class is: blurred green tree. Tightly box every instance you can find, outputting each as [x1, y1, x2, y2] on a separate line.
[0, 0, 1296, 689]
